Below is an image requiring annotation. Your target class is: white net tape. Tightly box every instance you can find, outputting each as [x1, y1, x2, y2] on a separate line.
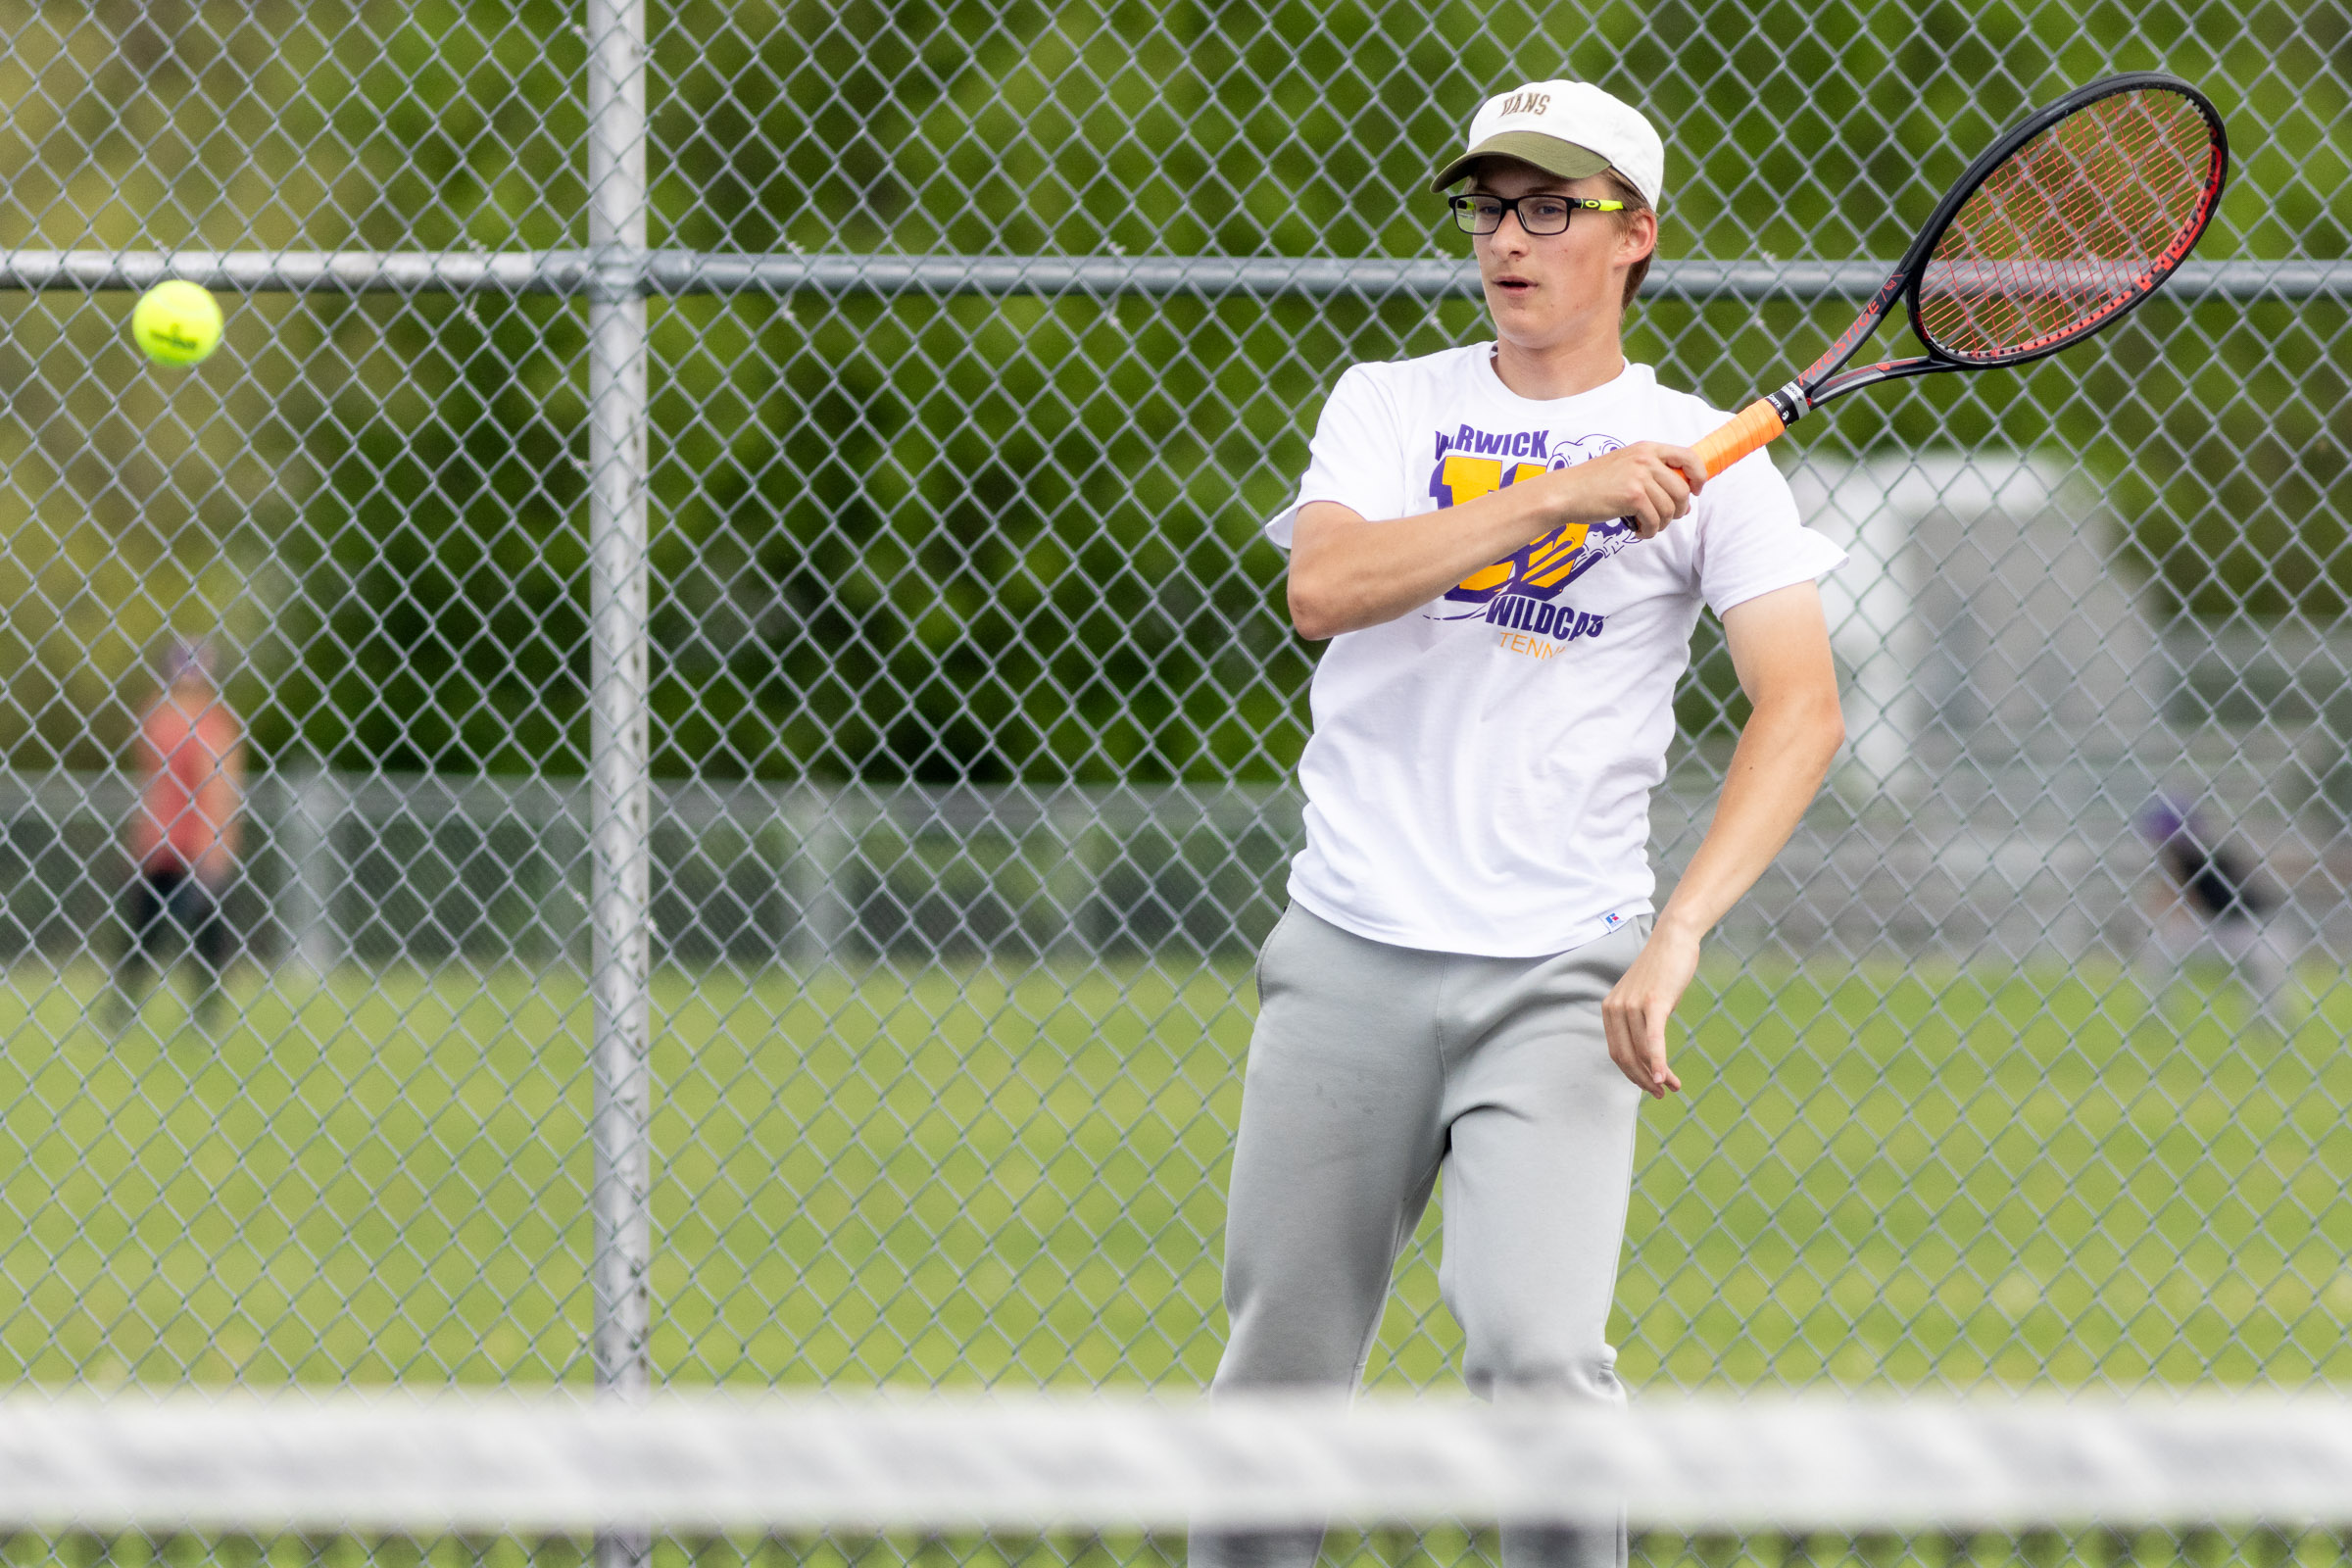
[9, 1394, 2352, 1537]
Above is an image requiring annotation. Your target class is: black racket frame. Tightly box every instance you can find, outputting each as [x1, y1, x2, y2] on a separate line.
[1759, 72, 2230, 431]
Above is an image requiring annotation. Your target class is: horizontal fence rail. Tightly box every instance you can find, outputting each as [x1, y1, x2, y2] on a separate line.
[3, 760, 2348, 971]
[0, 252, 2344, 300]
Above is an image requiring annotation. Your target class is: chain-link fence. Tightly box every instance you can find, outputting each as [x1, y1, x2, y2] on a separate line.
[0, 1, 2347, 1400]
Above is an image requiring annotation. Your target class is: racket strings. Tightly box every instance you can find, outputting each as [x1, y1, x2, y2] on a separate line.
[1917, 88, 2217, 360]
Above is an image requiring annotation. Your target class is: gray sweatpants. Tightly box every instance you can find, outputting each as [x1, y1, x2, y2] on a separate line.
[1196, 905, 1646, 1568]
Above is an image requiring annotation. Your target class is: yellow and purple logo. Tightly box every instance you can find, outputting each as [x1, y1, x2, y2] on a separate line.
[1427, 428, 1638, 634]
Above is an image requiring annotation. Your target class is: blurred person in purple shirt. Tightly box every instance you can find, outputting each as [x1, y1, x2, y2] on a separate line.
[2134, 796, 2299, 1029]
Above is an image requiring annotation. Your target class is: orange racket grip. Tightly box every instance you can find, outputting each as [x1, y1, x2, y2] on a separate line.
[1690, 399, 1787, 479]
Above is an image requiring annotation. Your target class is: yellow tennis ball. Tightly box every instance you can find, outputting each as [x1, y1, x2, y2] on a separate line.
[131, 280, 222, 367]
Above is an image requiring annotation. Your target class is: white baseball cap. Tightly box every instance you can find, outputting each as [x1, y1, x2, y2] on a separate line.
[1428, 79, 1666, 209]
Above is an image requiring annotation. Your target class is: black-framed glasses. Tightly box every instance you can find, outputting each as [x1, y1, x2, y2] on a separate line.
[1447, 193, 1626, 236]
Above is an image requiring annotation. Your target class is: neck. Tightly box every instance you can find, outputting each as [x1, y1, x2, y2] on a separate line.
[1489, 316, 1627, 401]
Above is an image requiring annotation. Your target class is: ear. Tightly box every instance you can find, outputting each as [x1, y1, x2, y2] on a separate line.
[1617, 209, 1658, 268]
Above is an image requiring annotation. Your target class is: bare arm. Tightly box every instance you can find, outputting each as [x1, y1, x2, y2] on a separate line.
[197, 717, 246, 880]
[1602, 580, 1845, 1097]
[1287, 442, 1708, 641]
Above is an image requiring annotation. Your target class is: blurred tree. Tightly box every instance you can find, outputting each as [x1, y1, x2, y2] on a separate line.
[0, 0, 2342, 780]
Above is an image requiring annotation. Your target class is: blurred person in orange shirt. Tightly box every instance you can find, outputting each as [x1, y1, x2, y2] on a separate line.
[109, 643, 244, 1030]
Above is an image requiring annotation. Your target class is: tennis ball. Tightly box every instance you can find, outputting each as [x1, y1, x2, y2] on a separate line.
[131, 280, 223, 367]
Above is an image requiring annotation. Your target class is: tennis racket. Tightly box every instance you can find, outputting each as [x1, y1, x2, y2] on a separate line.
[1690, 73, 2230, 479]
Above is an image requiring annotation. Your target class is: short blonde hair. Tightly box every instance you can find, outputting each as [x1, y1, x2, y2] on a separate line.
[1602, 171, 1654, 311]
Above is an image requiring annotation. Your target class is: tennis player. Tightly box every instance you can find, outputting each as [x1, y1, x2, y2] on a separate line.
[1199, 81, 1847, 1568]
[109, 642, 245, 1032]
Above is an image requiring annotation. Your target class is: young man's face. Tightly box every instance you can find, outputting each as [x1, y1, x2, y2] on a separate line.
[1466, 160, 1656, 358]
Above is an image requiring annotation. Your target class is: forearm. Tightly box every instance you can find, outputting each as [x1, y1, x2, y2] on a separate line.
[1654, 690, 1843, 941]
[199, 777, 243, 875]
[1289, 481, 1566, 640]
[1602, 580, 1839, 1099]
[1287, 442, 1705, 640]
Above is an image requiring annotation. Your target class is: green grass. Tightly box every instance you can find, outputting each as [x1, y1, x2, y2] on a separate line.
[0, 956, 2347, 1393]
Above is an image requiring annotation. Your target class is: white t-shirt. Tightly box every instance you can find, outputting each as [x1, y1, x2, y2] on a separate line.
[1266, 345, 1845, 957]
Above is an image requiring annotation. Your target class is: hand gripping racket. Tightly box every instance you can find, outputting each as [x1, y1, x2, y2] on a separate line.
[1690, 73, 2229, 479]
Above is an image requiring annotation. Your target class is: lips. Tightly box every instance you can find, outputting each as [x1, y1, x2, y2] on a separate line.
[1492, 273, 1535, 295]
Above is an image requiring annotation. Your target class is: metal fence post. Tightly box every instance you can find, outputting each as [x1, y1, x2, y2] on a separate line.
[583, 0, 652, 1527]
